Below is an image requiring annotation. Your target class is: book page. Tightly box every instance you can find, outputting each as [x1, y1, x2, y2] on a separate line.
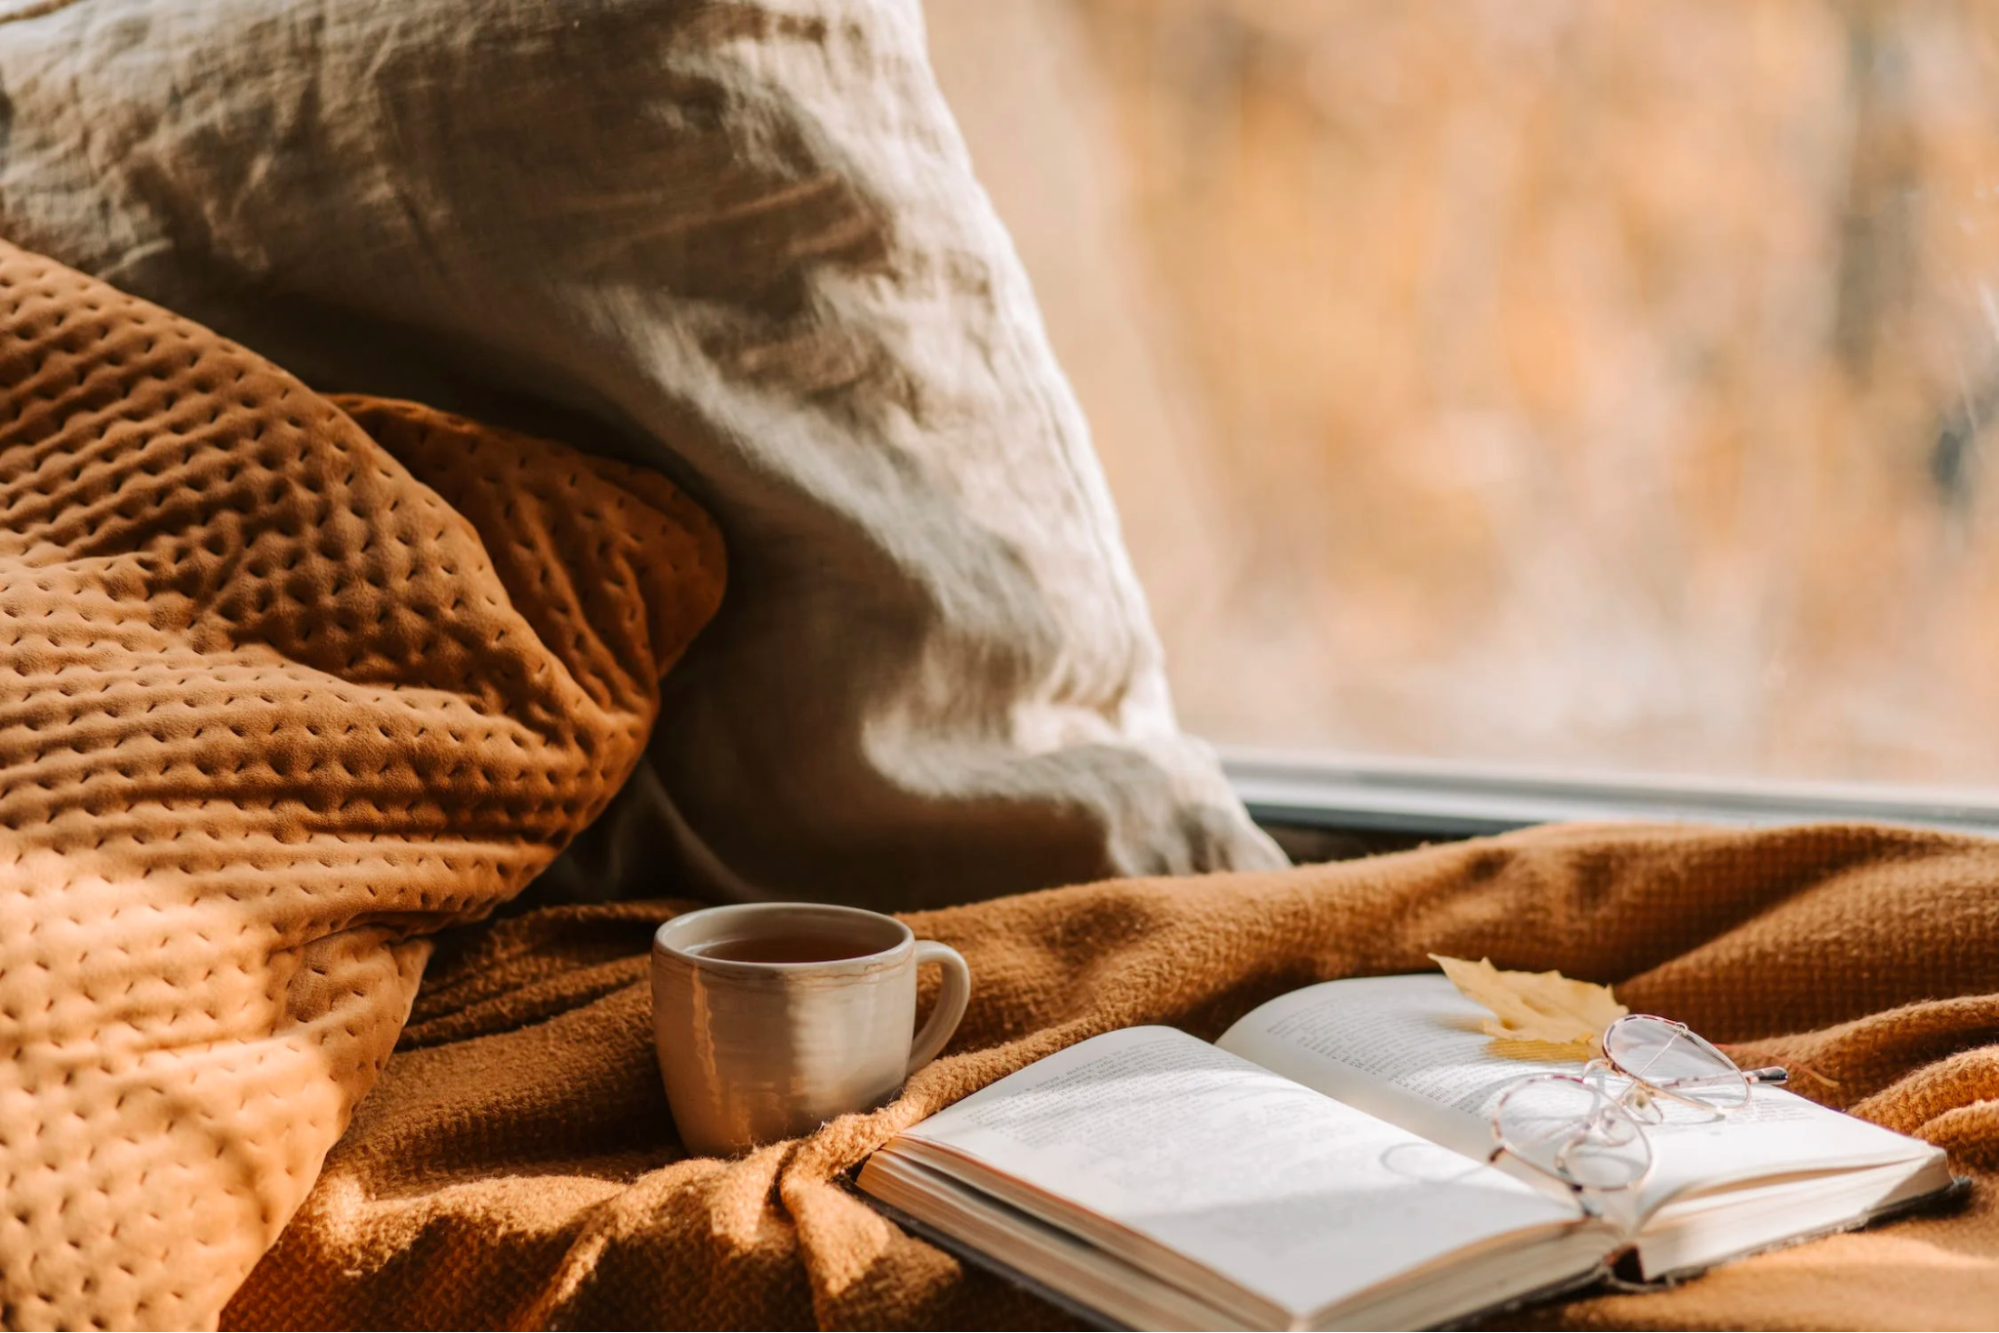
[893, 1025, 1587, 1320]
[1217, 974, 1935, 1215]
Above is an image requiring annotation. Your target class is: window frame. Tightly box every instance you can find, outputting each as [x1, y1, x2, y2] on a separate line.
[1223, 747, 1999, 840]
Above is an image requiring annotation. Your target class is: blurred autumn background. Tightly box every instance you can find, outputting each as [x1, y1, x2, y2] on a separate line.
[928, 0, 1999, 786]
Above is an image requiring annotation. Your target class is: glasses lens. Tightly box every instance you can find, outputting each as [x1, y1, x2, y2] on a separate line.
[1604, 1016, 1750, 1110]
[1493, 1075, 1652, 1190]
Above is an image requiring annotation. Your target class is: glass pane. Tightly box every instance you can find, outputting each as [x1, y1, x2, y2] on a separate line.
[1605, 1020, 1749, 1108]
[930, 0, 1999, 785]
[1494, 1075, 1651, 1188]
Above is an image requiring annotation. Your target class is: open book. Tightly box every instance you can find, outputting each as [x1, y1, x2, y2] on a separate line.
[856, 973, 1954, 1331]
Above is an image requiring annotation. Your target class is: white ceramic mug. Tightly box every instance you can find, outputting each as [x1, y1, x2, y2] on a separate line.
[650, 902, 972, 1157]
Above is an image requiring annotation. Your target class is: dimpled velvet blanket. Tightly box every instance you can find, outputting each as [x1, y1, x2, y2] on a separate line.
[0, 241, 724, 1330]
[229, 822, 1999, 1330]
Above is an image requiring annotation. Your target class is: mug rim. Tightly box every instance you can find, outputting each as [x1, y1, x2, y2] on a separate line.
[651, 901, 914, 976]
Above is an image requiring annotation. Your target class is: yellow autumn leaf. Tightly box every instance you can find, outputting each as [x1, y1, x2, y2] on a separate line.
[1430, 954, 1627, 1059]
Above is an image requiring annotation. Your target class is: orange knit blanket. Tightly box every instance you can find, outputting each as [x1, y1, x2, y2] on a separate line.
[0, 241, 724, 1329]
[230, 822, 1999, 1329]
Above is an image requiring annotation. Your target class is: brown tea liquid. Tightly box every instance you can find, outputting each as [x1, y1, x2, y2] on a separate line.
[692, 932, 872, 964]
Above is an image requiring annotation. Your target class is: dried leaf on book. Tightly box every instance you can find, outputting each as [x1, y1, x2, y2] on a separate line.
[1430, 954, 1628, 1061]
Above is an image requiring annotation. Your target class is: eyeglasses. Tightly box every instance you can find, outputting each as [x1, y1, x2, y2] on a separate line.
[1487, 1014, 1789, 1201]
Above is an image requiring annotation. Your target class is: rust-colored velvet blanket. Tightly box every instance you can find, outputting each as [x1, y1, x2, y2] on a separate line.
[229, 822, 1999, 1329]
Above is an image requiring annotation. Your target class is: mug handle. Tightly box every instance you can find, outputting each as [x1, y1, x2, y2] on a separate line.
[906, 940, 971, 1076]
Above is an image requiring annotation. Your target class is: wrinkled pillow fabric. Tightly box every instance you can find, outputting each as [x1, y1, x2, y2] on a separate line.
[0, 0, 1284, 910]
[0, 241, 724, 1330]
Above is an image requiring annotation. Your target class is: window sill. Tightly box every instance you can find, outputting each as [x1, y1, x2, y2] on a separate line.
[1223, 747, 1999, 841]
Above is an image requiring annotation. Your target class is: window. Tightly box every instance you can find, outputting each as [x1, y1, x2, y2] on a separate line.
[930, 0, 1999, 799]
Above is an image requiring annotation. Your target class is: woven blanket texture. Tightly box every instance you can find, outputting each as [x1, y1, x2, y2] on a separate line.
[229, 821, 1999, 1330]
[0, 240, 725, 1330]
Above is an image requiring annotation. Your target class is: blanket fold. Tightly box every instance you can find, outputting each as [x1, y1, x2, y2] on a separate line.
[230, 822, 1999, 1330]
[0, 240, 724, 1331]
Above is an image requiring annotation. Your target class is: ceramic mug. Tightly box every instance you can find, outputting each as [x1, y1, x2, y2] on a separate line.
[650, 902, 972, 1156]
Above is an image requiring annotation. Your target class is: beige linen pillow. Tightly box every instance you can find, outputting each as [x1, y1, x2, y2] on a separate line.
[0, 241, 724, 1329]
[0, 0, 1284, 909]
